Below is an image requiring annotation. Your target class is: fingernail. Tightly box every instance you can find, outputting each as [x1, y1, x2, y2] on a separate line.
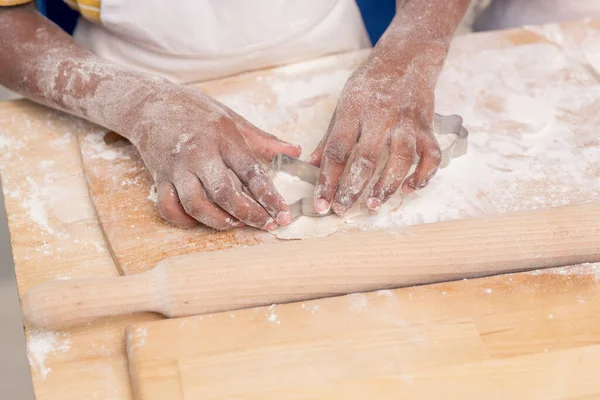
[276, 211, 291, 225]
[263, 219, 279, 231]
[402, 185, 414, 195]
[367, 198, 381, 211]
[314, 199, 331, 214]
[416, 180, 427, 189]
[332, 203, 348, 216]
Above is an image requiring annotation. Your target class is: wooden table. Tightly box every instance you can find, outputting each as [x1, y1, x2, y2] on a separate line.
[1, 19, 600, 399]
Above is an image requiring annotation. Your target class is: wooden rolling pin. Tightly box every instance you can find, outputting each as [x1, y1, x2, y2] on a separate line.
[22, 202, 600, 330]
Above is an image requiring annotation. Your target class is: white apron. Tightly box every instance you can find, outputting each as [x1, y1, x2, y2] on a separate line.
[74, 0, 371, 84]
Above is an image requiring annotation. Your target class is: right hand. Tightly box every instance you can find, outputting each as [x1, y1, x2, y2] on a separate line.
[127, 83, 301, 231]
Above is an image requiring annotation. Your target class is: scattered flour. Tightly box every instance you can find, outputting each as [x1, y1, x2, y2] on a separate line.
[0, 134, 23, 152]
[84, 132, 130, 161]
[347, 293, 368, 312]
[267, 304, 280, 324]
[22, 177, 55, 235]
[129, 327, 148, 351]
[300, 303, 320, 313]
[50, 132, 74, 148]
[274, 52, 361, 76]
[585, 51, 600, 76]
[38, 160, 55, 168]
[147, 184, 158, 203]
[524, 21, 600, 68]
[267, 70, 353, 108]
[0, 135, 9, 150]
[91, 149, 122, 161]
[528, 263, 600, 281]
[27, 330, 71, 380]
[217, 41, 600, 241]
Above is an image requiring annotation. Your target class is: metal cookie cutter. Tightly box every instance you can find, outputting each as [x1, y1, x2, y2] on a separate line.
[432, 113, 469, 168]
[268, 113, 469, 222]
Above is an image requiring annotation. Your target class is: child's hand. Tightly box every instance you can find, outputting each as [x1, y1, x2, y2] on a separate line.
[128, 84, 301, 231]
[307, 0, 470, 216]
[308, 41, 445, 216]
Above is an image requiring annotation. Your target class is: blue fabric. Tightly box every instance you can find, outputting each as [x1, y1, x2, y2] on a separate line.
[35, 0, 45, 15]
[36, 0, 79, 35]
[355, 0, 396, 45]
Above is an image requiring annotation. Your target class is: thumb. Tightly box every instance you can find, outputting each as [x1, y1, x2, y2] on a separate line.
[226, 107, 302, 161]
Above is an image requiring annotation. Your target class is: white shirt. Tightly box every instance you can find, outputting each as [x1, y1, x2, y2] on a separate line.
[74, 0, 371, 83]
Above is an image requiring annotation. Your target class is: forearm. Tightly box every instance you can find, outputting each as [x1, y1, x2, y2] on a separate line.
[383, 0, 470, 59]
[364, 0, 470, 92]
[0, 5, 163, 137]
[393, 0, 470, 41]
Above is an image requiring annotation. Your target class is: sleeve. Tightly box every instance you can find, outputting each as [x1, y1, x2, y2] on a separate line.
[0, 0, 33, 5]
[63, 0, 100, 23]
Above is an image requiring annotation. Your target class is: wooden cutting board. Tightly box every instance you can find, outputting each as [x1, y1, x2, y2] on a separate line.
[79, 27, 600, 275]
[126, 269, 600, 400]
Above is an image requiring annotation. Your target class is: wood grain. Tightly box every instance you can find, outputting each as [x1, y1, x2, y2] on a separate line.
[126, 273, 600, 400]
[0, 101, 158, 400]
[21, 202, 600, 330]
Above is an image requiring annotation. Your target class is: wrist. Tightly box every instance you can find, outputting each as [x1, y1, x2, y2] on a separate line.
[53, 57, 171, 141]
[369, 32, 448, 82]
[377, 0, 470, 54]
[106, 74, 172, 143]
[374, 17, 451, 60]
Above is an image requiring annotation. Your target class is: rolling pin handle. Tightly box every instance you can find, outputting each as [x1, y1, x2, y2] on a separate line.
[21, 272, 160, 330]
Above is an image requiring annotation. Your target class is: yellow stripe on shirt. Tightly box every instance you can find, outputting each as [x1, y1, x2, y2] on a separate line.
[0, 0, 101, 24]
[64, 0, 101, 23]
[0, 0, 33, 6]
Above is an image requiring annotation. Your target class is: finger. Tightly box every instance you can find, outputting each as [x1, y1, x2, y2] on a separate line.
[332, 124, 388, 215]
[155, 180, 197, 229]
[307, 112, 337, 167]
[312, 110, 360, 214]
[402, 130, 442, 195]
[220, 138, 292, 226]
[368, 131, 416, 210]
[198, 157, 278, 231]
[172, 172, 244, 231]
[226, 106, 301, 161]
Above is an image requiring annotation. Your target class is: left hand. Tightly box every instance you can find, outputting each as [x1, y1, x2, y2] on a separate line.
[308, 41, 448, 216]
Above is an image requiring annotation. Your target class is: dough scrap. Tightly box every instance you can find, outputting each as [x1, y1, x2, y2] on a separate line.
[272, 215, 345, 240]
[269, 132, 459, 240]
[269, 172, 345, 239]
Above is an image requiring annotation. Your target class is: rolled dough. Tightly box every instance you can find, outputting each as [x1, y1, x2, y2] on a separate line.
[269, 132, 459, 240]
[270, 172, 345, 240]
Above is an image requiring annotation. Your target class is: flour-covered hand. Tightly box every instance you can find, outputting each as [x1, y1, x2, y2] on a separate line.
[309, 43, 444, 215]
[309, 0, 469, 216]
[128, 84, 301, 231]
[0, 7, 301, 232]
